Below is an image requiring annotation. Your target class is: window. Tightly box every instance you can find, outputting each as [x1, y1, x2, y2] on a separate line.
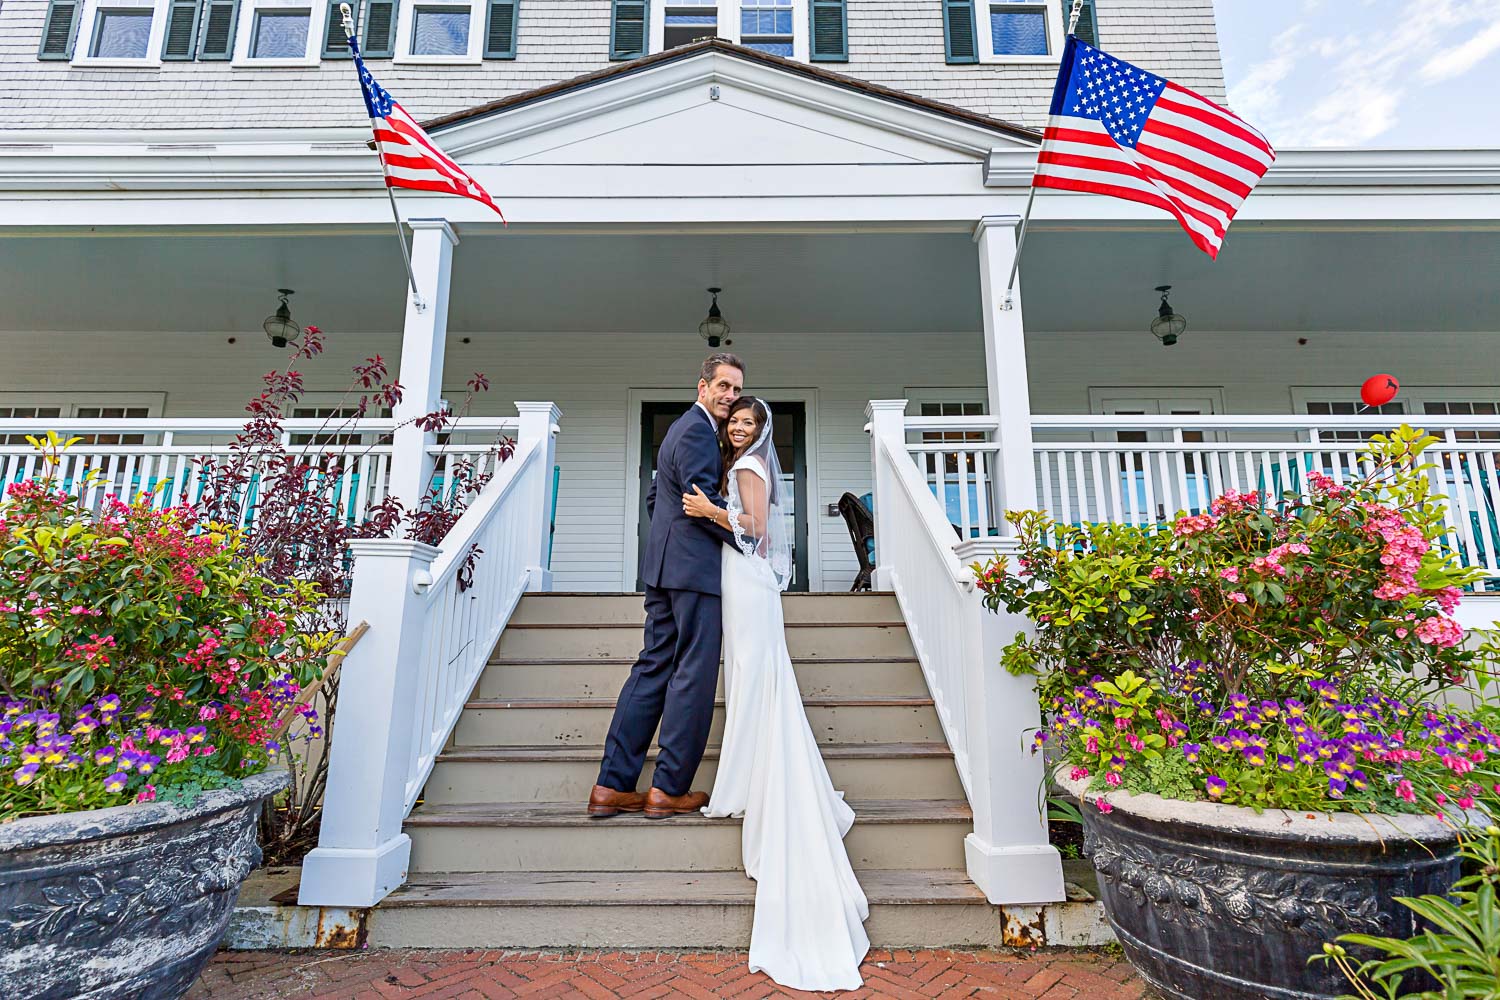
[1305, 399, 1407, 444]
[91, 7, 153, 56]
[1423, 400, 1500, 445]
[740, 0, 791, 55]
[411, 4, 467, 53]
[0, 406, 63, 446]
[0, 397, 162, 445]
[988, 1, 1048, 56]
[250, 7, 310, 56]
[663, 3, 716, 49]
[72, 406, 150, 445]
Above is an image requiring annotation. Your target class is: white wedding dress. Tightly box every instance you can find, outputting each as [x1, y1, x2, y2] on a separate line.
[702, 450, 871, 992]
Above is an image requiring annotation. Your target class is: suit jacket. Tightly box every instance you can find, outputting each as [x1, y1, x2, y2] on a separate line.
[641, 406, 738, 594]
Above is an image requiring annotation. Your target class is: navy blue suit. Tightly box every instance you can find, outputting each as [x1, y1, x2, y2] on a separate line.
[598, 405, 738, 796]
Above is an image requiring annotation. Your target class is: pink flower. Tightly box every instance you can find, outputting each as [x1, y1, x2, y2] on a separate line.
[1105, 771, 1122, 787]
[135, 784, 157, 803]
[1219, 567, 1240, 583]
[1416, 616, 1464, 648]
[1096, 799, 1113, 814]
[1085, 736, 1100, 754]
[1068, 766, 1090, 781]
[1149, 566, 1170, 580]
[1228, 592, 1249, 604]
[1395, 780, 1415, 803]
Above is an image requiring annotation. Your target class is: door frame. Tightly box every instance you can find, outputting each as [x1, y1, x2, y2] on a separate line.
[622, 386, 823, 592]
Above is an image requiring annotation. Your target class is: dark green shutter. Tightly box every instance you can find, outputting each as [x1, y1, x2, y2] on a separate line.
[361, 0, 396, 56]
[322, 0, 355, 57]
[161, 0, 202, 58]
[808, 0, 845, 61]
[944, 0, 977, 63]
[1068, 0, 1097, 45]
[609, 0, 646, 60]
[38, 0, 80, 59]
[483, 0, 517, 58]
[196, 0, 239, 58]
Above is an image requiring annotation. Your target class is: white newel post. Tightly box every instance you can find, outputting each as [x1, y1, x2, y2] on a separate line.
[866, 399, 908, 592]
[298, 538, 440, 907]
[955, 534, 1065, 905]
[515, 401, 561, 592]
[973, 216, 1036, 526]
[389, 218, 459, 508]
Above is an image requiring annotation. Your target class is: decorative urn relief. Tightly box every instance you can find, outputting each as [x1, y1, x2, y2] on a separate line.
[0, 770, 287, 1000]
[1060, 774, 1460, 1000]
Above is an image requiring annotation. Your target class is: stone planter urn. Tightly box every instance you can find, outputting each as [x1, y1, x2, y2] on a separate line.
[0, 769, 287, 1000]
[1060, 773, 1461, 1000]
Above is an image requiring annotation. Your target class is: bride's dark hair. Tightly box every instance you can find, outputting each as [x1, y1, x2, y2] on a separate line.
[718, 395, 767, 493]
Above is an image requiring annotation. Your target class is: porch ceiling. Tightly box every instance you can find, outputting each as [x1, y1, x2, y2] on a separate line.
[0, 225, 1495, 336]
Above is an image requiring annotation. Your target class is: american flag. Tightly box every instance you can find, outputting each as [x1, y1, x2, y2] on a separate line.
[348, 29, 504, 220]
[1033, 36, 1274, 258]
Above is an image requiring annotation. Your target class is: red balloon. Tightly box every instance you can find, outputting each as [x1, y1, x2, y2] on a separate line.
[1360, 374, 1400, 407]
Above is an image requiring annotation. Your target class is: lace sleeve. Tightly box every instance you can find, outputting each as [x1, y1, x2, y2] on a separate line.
[726, 458, 770, 559]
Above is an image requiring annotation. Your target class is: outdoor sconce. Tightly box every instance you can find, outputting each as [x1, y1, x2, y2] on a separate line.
[263, 288, 302, 349]
[1151, 285, 1186, 347]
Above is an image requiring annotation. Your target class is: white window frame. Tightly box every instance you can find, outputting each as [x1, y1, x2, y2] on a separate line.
[1291, 386, 1500, 416]
[978, 0, 1063, 65]
[0, 392, 166, 418]
[394, 0, 481, 64]
[234, 0, 323, 66]
[72, 0, 166, 67]
[650, 0, 809, 61]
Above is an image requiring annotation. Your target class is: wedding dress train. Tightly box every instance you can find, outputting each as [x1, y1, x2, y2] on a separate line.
[702, 458, 870, 992]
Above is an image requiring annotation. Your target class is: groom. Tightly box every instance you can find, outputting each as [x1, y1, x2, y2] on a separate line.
[588, 354, 746, 820]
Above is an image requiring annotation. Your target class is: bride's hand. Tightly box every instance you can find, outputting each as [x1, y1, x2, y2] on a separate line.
[682, 484, 718, 520]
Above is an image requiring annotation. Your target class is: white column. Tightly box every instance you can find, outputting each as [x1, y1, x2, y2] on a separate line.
[515, 401, 562, 592]
[388, 218, 459, 508]
[974, 216, 1036, 526]
[866, 399, 908, 592]
[955, 535, 1066, 905]
[298, 538, 439, 907]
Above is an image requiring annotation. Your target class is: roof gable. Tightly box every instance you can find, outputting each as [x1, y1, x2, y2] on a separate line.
[427, 39, 1039, 167]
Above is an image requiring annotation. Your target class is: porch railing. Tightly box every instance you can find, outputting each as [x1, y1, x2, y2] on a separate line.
[1032, 415, 1500, 588]
[299, 403, 560, 908]
[867, 402, 1063, 906]
[0, 416, 518, 523]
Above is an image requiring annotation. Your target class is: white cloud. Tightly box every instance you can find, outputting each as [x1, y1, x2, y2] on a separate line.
[1221, 0, 1500, 148]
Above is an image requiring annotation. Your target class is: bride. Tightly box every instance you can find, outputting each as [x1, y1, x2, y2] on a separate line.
[681, 395, 870, 992]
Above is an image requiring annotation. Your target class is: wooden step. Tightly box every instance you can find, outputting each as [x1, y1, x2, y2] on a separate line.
[366, 869, 999, 949]
[404, 799, 970, 873]
[494, 622, 916, 660]
[475, 656, 929, 700]
[423, 742, 964, 804]
[453, 696, 941, 746]
[509, 592, 903, 626]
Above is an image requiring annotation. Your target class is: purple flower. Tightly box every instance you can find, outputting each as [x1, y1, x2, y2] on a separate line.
[1348, 770, 1369, 792]
[1211, 735, 1233, 752]
[1182, 742, 1202, 763]
[1276, 754, 1296, 772]
[13, 762, 39, 786]
[1242, 746, 1267, 767]
[103, 772, 128, 793]
[1206, 775, 1228, 798]
[1327, 776, 1347, 799]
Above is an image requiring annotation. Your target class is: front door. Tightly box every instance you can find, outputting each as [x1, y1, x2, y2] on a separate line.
[637, 401, 810, 592]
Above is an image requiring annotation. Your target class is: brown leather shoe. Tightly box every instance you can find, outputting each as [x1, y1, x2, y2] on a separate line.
[643, 786, 709, 820]
[587, 784, 646, 818]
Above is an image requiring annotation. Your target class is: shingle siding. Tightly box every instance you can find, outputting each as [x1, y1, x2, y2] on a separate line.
[0, 0, 1224, 130]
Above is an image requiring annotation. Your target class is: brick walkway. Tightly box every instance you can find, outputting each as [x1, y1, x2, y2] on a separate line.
[190, 948, 1149, 999]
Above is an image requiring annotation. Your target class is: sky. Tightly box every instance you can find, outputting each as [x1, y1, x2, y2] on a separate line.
[1215, 0, 1500, 148]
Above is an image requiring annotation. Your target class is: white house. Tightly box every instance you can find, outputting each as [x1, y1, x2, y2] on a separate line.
[2, 0, 1498, 945]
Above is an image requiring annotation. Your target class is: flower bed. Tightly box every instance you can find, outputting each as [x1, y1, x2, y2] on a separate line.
[974, 426, 1500, 999]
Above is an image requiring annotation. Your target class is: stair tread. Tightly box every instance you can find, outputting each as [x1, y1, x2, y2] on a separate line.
[438, 741, 954, 763]
[464, 696, 935, 710]
[406, 798, 972, 827]
[380, 868, 987, 907]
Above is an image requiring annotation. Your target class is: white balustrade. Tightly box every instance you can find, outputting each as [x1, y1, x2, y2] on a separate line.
[299, 403, 559, 908]
[1031, 415, 1500, 588]
[868, 401, 1063, 906]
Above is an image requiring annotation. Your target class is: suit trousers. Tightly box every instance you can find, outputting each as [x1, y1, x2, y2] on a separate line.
[597, 584, 722, 797]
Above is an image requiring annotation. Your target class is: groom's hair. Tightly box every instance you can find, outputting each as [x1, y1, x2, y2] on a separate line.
[700, 352, 745, 384]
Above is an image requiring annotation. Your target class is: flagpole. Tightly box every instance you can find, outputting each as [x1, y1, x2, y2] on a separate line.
[1002, 0, 1085, 311]
[341, 2, 426, 313]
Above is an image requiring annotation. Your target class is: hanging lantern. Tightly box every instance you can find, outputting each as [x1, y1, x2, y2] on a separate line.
[263, 289, 302, 349]
[1150, 285, 1186, 347]
[698, 287, 732, 348]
